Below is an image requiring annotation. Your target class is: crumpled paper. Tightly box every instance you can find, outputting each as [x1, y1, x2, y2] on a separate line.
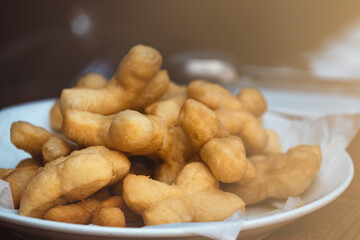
[0, 180, 14, 209]
[0, 111, 359, 240]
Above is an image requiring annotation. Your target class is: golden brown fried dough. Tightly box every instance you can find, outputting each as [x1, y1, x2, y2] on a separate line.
[95, 195, 143, 227]
[123, 162, 245, 225]
[11, 121, 74, 163]
[261, 129, 283, 155]
[62, 109, 164, 154]
[50, 73, 108, 132]
[42, 136, 72, 163]
[145, 83, 192, 184]
[122, 174, 182, 215]
[60, 45, 163, 115]
[130, 70, 170, 111]
[0, 168, 16, 179]
[179, 99, 226, 150]
[187, 80, 267, 118]
[0, 166, 38, 209]
[91, 196, 130, 227]
[76, 72, 108, 89]
[145, 81, 187, 126]
[179, 100, 251, 183]
[215, 109, 269, 155]
[143, 189, 245, 225]
[221, 145, 322, 205]
[16, 158, 43, 168]
[235, 87, 267, 118]
[49, 100, 63, 132]
[43, 188, 111, 224]
[19, 146, 130, 218]
[187, 80, 245, 111]
[153, 125, 195, 184]
[11, 121, 53, 159]
[200, 137, 248, 183]
[92, 207, 126, 227]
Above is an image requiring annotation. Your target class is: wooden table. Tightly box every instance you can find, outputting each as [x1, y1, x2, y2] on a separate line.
[1, 131, 359, 240]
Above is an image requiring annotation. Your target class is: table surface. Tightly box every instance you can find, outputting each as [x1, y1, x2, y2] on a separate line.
[1, 130, 359, 240]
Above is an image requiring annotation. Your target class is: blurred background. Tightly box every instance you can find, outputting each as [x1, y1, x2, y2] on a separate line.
[1, 2, 360, 240]
[1, 0, 360, 110]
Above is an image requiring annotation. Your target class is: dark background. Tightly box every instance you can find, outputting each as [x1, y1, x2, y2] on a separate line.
[1, 0, 360, 108]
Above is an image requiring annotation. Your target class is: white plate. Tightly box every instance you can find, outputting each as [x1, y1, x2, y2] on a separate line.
[0, 99, 354, 240]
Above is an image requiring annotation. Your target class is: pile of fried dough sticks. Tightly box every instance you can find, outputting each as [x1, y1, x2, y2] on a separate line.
[1, 45, 322, 227]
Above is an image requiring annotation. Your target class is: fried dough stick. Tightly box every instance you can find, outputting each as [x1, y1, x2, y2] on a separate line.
[0, 166, 39, 209]
[179, 99, 251, 183]
[62, 106, 193, 184]
[187, 80, 267, 118]
[43, 188, 111, 224]
[145, 82, 195, 184]
[60, 45, 165, 115]
[50, 72, 108, 131]
[222, 145, 322, 205]
[123, 162, 245, 225]
[62, 109, 164, 155]
[91, 195, 143, 227]
[19, 146, 130, 218]
[10, 121, 74, 163]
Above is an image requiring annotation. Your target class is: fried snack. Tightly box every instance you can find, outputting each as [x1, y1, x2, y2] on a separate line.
[123, 162, 217, 215]
[123, 162, 245, 225]
[221, 145, 322, 205]
[187, 80, 267, 118]
[153, 125, 195, 184]
[0, 166, 38, 209]
[187, 80, 245, 112]
[123, 174, 182, 215]
[179, 99, 250, 183]
[178, 99, 226, 150]
[63, 106, 193, 184]
[261, 129, 283, 155]
[75, 72, 108, 88]
[19, 146, 130, 218]
[200, 137, 248, 183]
[143, 189, 244, 226]
[0, 168, 15, 179]
[49, 100, 63, 131]
[50, 72, 108, 131]
[144, 82, 193, 183]
[10, 121, 74, 163]
[42, 136, 72, 163]
[16, 158, 43, 168]
[62, 109, 164, 154]
[123, 162, 228, 215]
[92, 195, 142, 227]
[92, 205, 126, 227]
[130, 70, 170, 111]
[215, 108, 268, 155]
[145, 81, 187, 126]
[60, 45, 163, 115]
[235, 87, 267, 118]
[43, 188, 111, 224]
[11, 121, 53, 159]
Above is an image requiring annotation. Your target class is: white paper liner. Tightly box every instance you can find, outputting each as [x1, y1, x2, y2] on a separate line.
[0, 111, 359, 240]
[0, 179, 14, 209]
